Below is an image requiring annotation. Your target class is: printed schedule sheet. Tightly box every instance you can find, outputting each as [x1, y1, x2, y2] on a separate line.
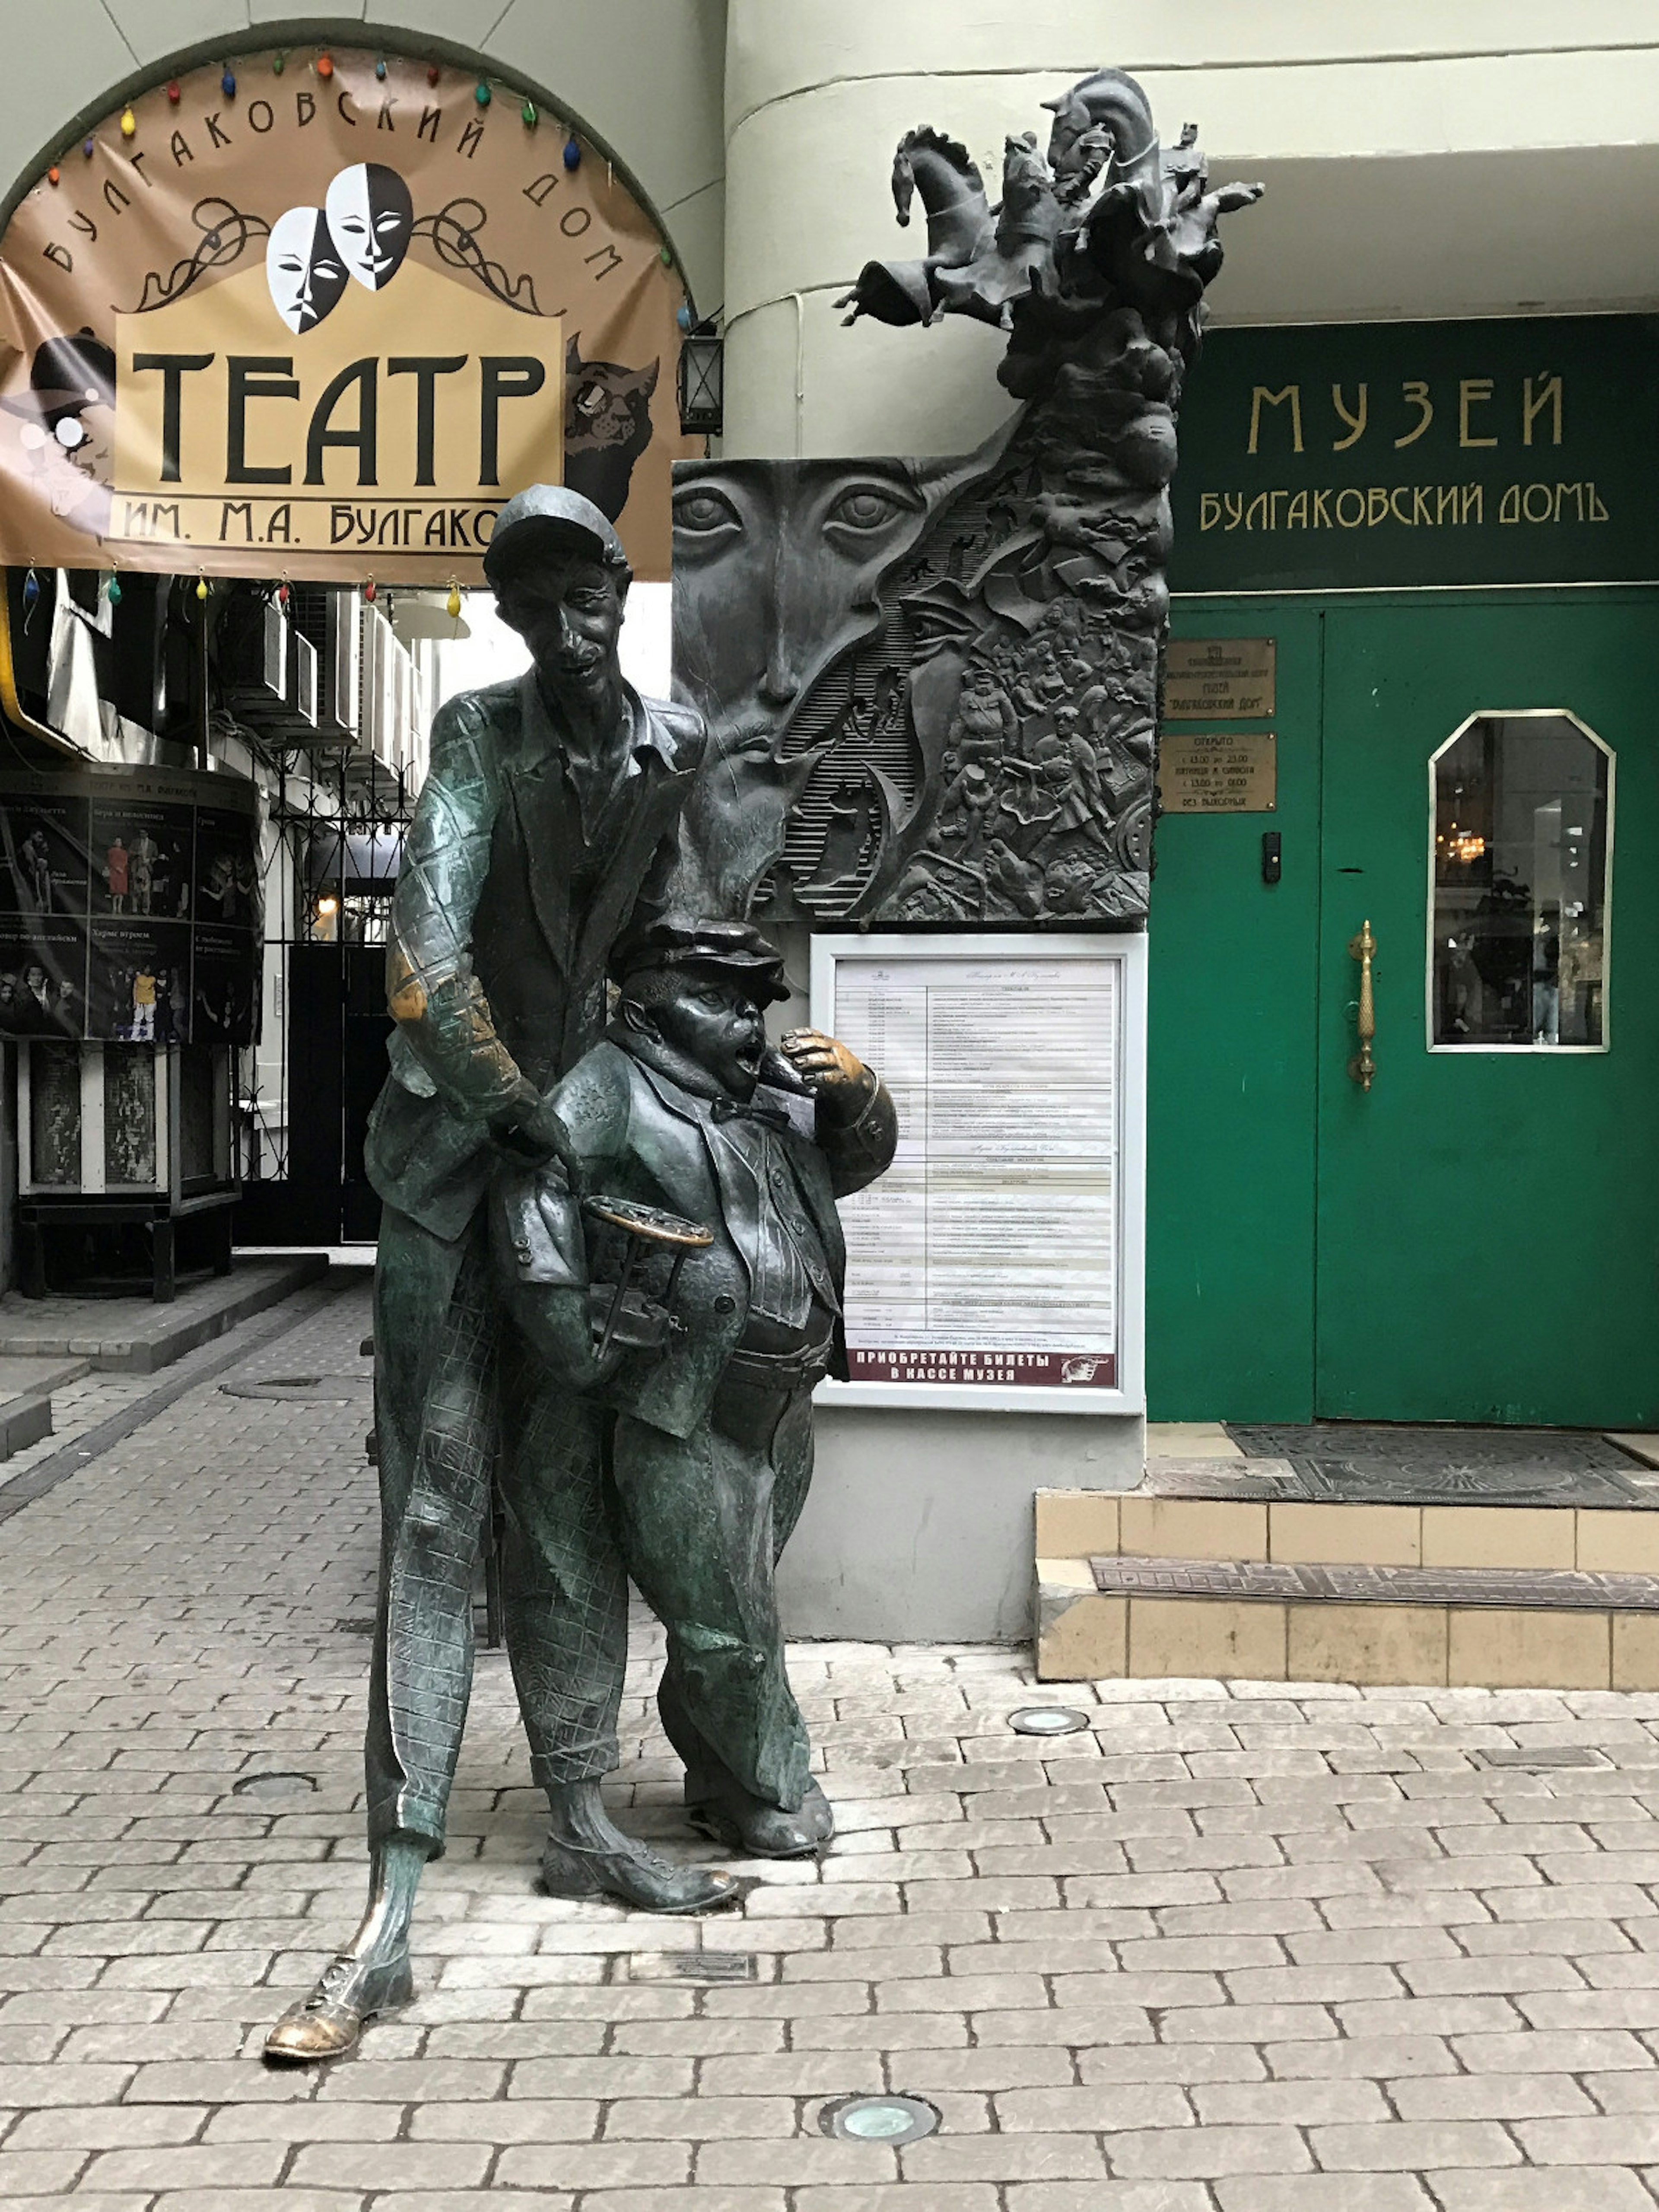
[829, 953, 1121, 1389]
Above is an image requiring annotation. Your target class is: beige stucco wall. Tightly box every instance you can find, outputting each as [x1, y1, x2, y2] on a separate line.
[722, 1, 1659, 458]
[0, 3, 728, 308]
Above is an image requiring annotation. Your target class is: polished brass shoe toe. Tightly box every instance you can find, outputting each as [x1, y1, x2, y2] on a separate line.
[263, 1950, 413, 2065]
[264, 1996, 363, 2063]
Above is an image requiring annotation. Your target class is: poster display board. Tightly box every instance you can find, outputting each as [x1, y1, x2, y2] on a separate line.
[810, 932, 1146, 1414]
[0, 767, 261, 1043]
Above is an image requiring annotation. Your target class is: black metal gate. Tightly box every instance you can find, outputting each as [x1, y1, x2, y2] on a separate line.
[235, 941, 392, 1247]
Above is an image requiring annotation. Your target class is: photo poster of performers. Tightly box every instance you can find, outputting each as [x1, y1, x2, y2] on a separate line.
[0, 769, 260, 1044]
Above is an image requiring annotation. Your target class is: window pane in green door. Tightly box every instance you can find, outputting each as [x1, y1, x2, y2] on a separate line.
[1430, 712, 1610, 1049]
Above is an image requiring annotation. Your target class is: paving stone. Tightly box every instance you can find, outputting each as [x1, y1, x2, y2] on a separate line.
[1215, 2185, 1435, 2212]
[1312, 2120, 1524, 2168]
[397, 2100, 597, 2143]
[141, 2196, 362, 2211]
[1388, 2071, 1595, 2119]
[793, 2191, 996, 2212]
[1422, 2174, 1659, 2209]
[1513, 2115, 1659, 2161]
[601, 2097, 793, 2140]
[494, 2139, 699, 2189]
[1160, 2003, 1338, 2042]
[1262, 2036, 1458, 2079]
[9, 2104, 207, 2150]
[1003, 2190, 1214, 2212]
[886, 2046, 1075, 2091]
[1105, 2125, 1313, 2177]
[291, 2142, 493, 2187]
[84, 2144, 289, 2187]
[1191, 2079, 1389, 2124]
[1450, 2029, 1657, 2072]
[991, 2085, 1193, 2132]
[693, 2140, 900, 2185]
[899, 2132, 1108, 2180]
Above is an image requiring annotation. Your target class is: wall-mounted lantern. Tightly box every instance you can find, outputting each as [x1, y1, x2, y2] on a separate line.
[677, 324, 723, 436]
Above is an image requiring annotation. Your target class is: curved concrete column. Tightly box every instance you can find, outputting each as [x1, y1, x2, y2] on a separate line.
[0, 2, 727, 306]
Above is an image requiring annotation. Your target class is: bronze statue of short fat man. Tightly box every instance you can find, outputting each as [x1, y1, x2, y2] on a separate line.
[492, 917, 896, 1866]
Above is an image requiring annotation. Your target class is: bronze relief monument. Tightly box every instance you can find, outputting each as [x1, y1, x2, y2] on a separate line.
[673, 69, 1259, 927]
[264, 63, 1257, 2064]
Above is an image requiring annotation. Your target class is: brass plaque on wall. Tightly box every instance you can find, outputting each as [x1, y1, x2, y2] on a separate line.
[1159, 730, 1277, 813]
[1164, 637, 1276, 717]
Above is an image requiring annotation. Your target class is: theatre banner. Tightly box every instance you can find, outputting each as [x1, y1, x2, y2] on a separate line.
[0, 51, 691, 583]
[0, 766, 261, 1045]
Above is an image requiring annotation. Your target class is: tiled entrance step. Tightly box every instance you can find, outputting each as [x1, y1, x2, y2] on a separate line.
[1093, 1553, 1659, 1609]
[1034, 1447, 1659, 1689]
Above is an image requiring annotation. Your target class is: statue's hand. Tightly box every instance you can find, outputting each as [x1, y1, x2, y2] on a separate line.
[779, 1028, 877, 1109]
[495, 1093, 577, 1175]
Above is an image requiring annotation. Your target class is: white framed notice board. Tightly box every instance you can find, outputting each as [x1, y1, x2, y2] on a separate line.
[810, 931, 1147, 1415]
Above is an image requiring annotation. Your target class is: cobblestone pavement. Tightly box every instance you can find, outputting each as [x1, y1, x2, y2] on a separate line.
[6, 1274, 1659, 2207]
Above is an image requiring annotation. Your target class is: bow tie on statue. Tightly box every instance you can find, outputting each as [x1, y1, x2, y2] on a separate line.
[710, 1096, 795, 1133]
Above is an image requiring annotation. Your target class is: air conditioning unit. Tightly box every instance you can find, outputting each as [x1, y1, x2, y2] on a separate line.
[261, 599, 289, 699]
[358, 605, 419, 773]
[325, 590, 360, 741]
[221, 592, 290, 721]
[291, 632, 318, 727]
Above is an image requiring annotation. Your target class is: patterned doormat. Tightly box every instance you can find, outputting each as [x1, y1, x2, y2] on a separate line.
[1220, 1423, 1656, 1507]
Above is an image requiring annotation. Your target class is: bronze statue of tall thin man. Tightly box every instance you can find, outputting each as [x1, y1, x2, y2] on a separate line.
[267, 487, 734, 2066]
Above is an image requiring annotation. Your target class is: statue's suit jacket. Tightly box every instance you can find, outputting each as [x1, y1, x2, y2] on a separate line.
[494, 1035, 899, 1440]
[365, 671, 706, 1246]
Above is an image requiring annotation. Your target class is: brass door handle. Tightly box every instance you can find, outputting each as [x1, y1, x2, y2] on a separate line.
[1347, 918, 1376, 1090]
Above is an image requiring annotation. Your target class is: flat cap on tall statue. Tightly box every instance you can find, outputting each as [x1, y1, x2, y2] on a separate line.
[484, 482, 632, 577]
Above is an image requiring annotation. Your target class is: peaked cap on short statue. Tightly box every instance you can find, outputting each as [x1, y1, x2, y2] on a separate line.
[483, 484, 629, 582]
[611, 918, 790, 1007]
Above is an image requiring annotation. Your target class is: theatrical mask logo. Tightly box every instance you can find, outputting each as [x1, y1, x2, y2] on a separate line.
[323, 163, 414, 293]
[265, 163, 413, 330]
[264, 208, 348, 336]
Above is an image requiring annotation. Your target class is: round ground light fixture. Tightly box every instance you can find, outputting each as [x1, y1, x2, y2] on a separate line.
[819, 2094, 940, 2145]
[232, 1771, 318, 1800]
[1008, 1706, 1090, 1736]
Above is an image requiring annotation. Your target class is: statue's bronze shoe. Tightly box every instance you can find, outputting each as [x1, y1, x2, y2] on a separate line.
[540, 1834, 743, 1913]
[689, 1776, 834, 1859]
[264, 1948, 413, 2063]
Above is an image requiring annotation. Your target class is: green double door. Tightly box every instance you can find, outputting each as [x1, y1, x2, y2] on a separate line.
[1149, 589, 1659, 1429]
